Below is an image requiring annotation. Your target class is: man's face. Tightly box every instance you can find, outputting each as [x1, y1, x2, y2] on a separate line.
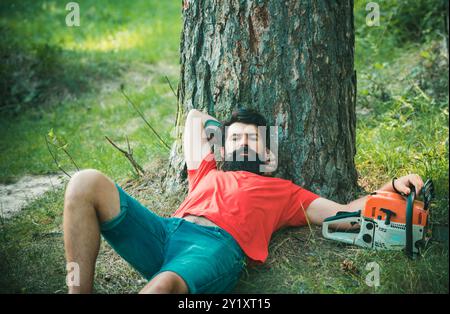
[224, 122, 265, 159]
[220, 122, 267, 174]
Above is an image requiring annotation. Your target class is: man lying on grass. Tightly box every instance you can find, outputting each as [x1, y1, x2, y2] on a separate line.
[63, 107, 424, 294]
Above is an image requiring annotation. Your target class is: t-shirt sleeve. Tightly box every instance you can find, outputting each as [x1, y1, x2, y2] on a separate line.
[187, 153, 217, 193]
[282, 182, 321, 227]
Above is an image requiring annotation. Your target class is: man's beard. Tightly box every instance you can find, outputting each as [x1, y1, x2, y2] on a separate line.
[220, 146, 265, 175]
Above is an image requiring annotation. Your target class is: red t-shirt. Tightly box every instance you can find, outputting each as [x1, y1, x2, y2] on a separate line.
[172, 153, 320, 263]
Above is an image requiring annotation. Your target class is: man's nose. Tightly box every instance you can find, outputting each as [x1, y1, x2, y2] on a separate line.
[239, 134, 249, 147]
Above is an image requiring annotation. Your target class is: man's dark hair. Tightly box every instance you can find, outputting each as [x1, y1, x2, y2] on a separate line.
[221, 107, 270, 150]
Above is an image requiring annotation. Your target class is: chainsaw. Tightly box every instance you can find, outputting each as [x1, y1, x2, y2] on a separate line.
[322, 179, 436, 259]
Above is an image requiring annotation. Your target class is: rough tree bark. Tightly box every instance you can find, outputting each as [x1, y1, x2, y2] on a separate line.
[163, 0, 359, 203]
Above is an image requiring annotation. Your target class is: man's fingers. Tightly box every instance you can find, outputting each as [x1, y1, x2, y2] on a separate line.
[416, 182, 423, 194]
[411, 174, 424, 194]
[396, 174, 424, 195]
[402, 174, 424, 195]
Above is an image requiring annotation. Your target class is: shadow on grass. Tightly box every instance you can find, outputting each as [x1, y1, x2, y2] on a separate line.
[0, 32, 124, 114]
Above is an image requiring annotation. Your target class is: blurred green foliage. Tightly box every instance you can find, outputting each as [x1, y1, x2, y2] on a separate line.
[0, 0, 181, 113]
[354, 0, 448, 224]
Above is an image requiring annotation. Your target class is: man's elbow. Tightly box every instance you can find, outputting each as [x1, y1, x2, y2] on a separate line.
[185, 109, 202, 133]
[187, 109, 201, 119]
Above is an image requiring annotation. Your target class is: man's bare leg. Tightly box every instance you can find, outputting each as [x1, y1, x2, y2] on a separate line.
[63, 169, 120, 293]
[139, 271, 188, 294]
[63, 169, 189, 294]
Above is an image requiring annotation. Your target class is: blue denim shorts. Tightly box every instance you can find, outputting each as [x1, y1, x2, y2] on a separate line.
[100, 184, 247, 294]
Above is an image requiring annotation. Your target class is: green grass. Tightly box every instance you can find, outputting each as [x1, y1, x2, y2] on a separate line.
[354, 41, 448, 224]
[0, 0, 448, 294]
[0, 0, 181, 64]
[0, 72, 178, 182]
[0, 0, 181, 181]
[0, 0, 183, 292]
[235, 227, 448, 294]
[0, 1, 181, 115]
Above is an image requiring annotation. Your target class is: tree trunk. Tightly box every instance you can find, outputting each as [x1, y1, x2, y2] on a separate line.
[163, 0, 359, 203]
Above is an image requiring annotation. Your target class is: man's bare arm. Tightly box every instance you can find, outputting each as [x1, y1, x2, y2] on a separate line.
[305, 174, 425, 228]
[183, 109, 220, 170]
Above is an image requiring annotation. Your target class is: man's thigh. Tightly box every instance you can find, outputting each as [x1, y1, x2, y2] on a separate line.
[100, 184, 169, 280]
[154, 221, 247, 294]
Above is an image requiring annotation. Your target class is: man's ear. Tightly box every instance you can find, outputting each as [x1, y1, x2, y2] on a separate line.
[261, 147, 277, 176]
[264, 147, 271, 163]
[220, 147, 224, 160]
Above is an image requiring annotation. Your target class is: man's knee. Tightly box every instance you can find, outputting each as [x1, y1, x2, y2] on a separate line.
[140, 272, 189, 294]
[65, 169, 107, 204]
[64, 169, 120, 223]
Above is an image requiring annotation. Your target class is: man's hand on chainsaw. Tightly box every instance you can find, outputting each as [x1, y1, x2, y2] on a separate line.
[305, 174, 424, 229]
[390, 174, 424, 195]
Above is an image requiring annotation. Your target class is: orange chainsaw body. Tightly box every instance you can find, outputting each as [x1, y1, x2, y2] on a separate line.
[364, 191, 428, 227]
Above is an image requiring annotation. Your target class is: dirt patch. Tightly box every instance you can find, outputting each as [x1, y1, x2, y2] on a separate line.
[0, 174, 68, 219]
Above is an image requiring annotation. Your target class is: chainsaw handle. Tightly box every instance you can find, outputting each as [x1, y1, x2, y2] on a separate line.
[322, 216, 361, 245]
[422, 179, 435, 210]
[405, 185, 416, 259]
